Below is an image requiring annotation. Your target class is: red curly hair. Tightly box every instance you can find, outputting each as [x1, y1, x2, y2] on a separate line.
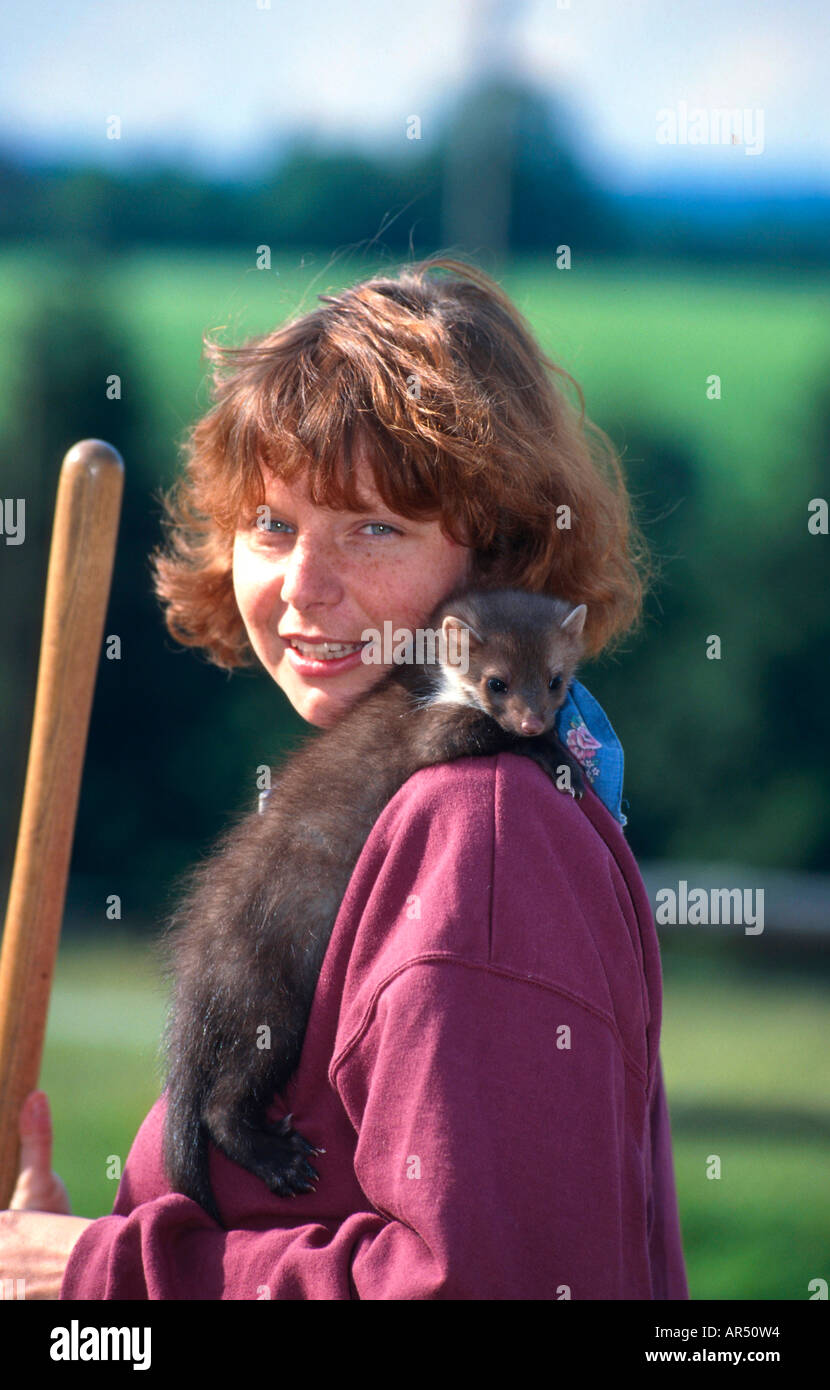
[151, 256, 652, 668]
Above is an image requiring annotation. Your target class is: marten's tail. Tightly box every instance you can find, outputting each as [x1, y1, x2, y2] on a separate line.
[162, 1082, 223, 1227]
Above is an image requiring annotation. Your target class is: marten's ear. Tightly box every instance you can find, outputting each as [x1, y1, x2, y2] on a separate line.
[441, 614, 483, 646]
[559, 604, 587, 637]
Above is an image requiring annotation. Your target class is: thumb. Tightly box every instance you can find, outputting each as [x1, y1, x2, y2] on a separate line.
[9, 1090, 71, 1213]
[18, 1090, 54, 1177]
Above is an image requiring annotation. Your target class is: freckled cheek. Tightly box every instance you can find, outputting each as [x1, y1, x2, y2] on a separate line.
[236, 563, 286, 656]
[399, 595, 435, 631]
[392, 562, 468, 630]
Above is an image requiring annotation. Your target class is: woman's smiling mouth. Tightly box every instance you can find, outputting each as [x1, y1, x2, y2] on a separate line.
[281, 633, 368, 660]
[283, 638, 370, 675]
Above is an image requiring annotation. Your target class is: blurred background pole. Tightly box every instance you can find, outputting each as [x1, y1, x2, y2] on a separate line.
[442, 0, 527, 260]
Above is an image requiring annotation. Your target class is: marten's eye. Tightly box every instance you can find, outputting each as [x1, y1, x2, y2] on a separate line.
[549, 674, 563, 691]
[487, 677, 508, 694]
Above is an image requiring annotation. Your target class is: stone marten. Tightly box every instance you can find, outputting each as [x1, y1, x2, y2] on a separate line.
[160, 587, 588, 1225]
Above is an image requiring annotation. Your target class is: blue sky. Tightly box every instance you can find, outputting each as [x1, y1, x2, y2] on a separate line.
[1, 0, 827, 191]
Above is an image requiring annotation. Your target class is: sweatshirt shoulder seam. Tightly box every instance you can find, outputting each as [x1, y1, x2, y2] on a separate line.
[329, 952, 648, 1089]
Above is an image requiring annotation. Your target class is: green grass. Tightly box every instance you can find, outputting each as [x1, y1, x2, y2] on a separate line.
[659, 960, 830, 1300]
[35, 933, 830, 1301]
[41, 934, 168, 1219]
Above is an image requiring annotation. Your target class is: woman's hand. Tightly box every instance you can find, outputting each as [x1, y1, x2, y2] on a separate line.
[0, 1090, 93, 1299]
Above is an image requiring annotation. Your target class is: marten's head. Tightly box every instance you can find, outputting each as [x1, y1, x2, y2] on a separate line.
[428, 588, 587, 737]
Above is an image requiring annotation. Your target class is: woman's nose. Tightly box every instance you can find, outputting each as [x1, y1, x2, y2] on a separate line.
[279, 542, 340, 607]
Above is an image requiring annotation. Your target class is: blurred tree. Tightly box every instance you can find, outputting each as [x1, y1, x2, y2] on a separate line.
[746, 381, 830, 872]
[0, 142, 828, 264]
[0, 252, 155, 919]
[585, 427, 706, 859]
[510, 87, 631, 254]
[442, 77, 628, 259]
[258, 142, 442, 254]
[586, 412, 830, 871]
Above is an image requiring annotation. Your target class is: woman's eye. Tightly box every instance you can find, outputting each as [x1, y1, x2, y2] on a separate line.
[250, 517, 400, 538]
[253, 515, 292, 535]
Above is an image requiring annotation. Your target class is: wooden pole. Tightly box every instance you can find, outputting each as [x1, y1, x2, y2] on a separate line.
[0, 440, 123, 1206]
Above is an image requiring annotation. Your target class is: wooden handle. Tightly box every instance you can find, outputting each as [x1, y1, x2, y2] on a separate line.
[0, 440, 124, 1206]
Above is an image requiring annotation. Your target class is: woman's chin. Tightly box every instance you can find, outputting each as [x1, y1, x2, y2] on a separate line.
[280, 664, 385, 728]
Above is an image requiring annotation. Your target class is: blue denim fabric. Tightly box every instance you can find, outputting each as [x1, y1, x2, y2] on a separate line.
[555, 678, 628, 828]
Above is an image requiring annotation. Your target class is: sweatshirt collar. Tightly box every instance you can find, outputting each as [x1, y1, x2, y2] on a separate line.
[556, 678, 628, 828]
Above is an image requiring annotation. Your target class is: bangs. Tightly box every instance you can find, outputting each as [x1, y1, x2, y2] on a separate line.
[258, 420, 448, 526]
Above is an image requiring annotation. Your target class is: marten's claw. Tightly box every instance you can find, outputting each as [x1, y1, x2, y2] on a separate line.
[263, 1152, 320, 1197]
[211, 1113, 324, 1197]
[255, 1116, 323, 1196]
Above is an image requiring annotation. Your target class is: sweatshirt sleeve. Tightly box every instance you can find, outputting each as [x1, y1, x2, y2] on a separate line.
[59, 1094, 391, 1300]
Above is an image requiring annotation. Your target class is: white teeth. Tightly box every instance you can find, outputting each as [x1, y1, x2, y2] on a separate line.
[291, 640, 363, 659]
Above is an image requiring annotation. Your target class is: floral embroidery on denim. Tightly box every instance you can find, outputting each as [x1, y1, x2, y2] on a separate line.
[564, 717, 603, 784]
[556, 679, 626, 825]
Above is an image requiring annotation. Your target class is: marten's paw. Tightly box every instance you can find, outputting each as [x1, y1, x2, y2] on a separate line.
[514, 735, 585, 802]
[209, 1111, 325, 1197]
[248, 1114, 325, 1198]
[555, 743, 586, 801]
[570, 766, 586, 801]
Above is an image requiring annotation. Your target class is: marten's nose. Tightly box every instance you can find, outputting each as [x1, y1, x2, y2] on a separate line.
[519, 714, 544, 735]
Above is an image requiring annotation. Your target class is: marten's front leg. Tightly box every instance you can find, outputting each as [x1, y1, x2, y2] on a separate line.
[202, 1031, 325, 1199]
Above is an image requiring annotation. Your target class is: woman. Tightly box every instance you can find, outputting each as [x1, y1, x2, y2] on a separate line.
[1, 257, 688, 1299]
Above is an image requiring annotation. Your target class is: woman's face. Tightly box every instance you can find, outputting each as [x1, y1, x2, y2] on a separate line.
[232, 456, 474, 727]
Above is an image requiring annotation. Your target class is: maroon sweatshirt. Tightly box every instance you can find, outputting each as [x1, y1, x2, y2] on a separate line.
[61, 751, 689, 1300]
